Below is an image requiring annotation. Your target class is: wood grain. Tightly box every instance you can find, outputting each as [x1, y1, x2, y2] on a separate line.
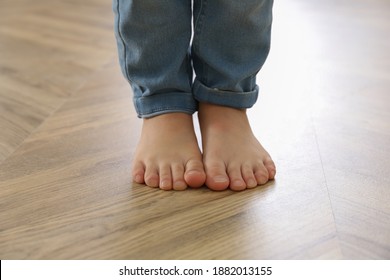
[0, 0, 389, 259]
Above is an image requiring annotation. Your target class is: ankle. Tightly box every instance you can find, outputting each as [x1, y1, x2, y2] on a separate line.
[143, 112, 194, 132]
[198, 102, 250, 131]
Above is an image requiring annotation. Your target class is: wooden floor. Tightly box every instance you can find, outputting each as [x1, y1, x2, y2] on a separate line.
[0, 0, 389, 259]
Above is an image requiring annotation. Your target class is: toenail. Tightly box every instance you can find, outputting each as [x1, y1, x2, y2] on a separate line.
[174, 180, 186, 187]
[160, 180, 170, 188]
[214, 175, 229, 183]
[232, 179, 245, 187]
[186, 170, 202, 176]
[248, 179, 257, 187]
[174, 183, 187, 191]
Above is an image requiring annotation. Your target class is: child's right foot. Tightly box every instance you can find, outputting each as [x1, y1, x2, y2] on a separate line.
[132, 113, 206, 191]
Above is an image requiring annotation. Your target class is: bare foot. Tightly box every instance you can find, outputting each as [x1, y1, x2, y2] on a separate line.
[132, 113, 206, 190]
[198, 103, 276, 191]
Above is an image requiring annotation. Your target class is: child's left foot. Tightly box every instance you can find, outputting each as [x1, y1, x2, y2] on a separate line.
[198, 103, 276, 191]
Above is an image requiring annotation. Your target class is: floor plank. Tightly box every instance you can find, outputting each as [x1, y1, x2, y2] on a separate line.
[0, 0, 114, 162]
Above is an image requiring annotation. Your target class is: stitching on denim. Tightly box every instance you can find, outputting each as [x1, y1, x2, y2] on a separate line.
[149, 106, 195, 112]
[115, 0, 131, 84]
[193, 0, 203, 35]
[193, 0, 209, 84]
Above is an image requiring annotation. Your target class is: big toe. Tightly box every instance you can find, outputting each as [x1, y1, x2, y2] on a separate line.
[184, 159, 206, 188]
[205, 162, 230, 191]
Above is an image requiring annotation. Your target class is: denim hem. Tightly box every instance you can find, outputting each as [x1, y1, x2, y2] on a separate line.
[192, 79, 259, 109]
[134, 92, 198, 118]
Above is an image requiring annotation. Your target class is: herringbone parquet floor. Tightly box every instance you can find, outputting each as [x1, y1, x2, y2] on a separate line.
[0, 0, 389, 259]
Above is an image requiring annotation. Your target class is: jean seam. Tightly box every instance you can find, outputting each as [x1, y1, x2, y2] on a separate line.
[115, 0, 131, 84]
[138, 106, 197, 117]
[193, 0, 203, 35]
[146, 107, 194, 113]
[193, 0, 209, 84]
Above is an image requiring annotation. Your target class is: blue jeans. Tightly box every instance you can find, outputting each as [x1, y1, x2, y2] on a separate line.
[113, 0, 273, 118]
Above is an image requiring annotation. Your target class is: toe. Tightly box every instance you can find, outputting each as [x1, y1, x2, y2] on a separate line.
[159, 164, 173, 191]
[144, 165, 159, 188]
[254, 164, 269, 185]
[227, 164, 246, 191]
[241, 164, 257, 189]
[184, 158, 206, 188]
[173, 180, 187, 191]
[132, 161, 145, 184]
[204, 161, 229, 191]
[264, 157, 276, 179]
[171, 163, 187, 191]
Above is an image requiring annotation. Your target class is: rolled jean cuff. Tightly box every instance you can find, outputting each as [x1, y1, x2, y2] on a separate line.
[192, 79, 259, 109]
[134, 92, 198, 118]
